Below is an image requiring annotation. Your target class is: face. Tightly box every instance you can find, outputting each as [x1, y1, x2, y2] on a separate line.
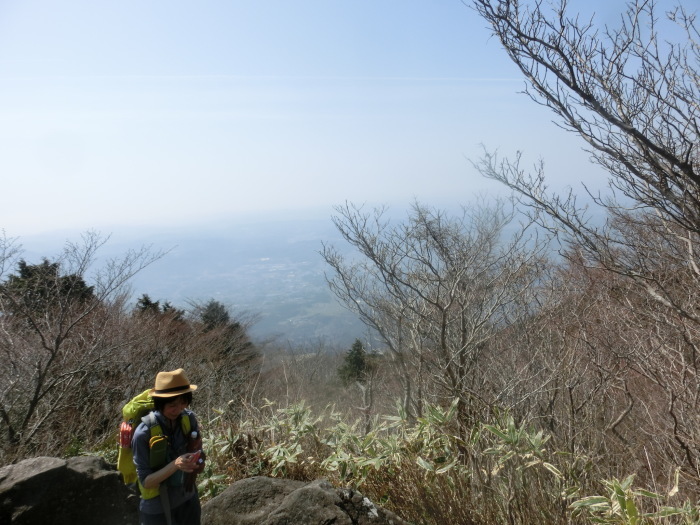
[162, 395, 189, 422]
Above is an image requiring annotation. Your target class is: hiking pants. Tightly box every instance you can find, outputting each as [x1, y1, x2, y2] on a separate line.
[139, 495, 201, 525]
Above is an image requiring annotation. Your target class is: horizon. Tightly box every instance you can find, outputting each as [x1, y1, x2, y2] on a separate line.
[0, 0, 642, 238]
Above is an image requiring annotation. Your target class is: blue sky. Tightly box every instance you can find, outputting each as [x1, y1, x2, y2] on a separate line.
[0, 0, 676, 238]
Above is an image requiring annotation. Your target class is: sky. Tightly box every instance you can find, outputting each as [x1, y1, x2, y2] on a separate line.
[0, 0, 681, 239]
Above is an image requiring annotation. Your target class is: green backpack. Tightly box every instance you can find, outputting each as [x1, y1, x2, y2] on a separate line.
[116, 389, 192, 487]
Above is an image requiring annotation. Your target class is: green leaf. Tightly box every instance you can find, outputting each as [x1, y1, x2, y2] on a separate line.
[645, 506, 690, 518]
[542, 462, 563, 478]
[436, 458, 459, 475]
[570, 496, 611, 510]
[483, 424, 509, 441]
[635, 489, 662, 499]
[416, 456, 435, 472]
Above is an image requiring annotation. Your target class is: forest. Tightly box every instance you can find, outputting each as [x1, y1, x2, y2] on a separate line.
[2, 0, 700, 523]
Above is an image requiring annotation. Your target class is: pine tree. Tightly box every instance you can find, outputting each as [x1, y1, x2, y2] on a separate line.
[338, 339, 372, 386]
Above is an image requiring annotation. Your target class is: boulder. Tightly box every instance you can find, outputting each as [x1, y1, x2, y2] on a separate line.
[0, 457, 411, 525]
[202, 476, 410, 525]
[0, 456, 139, 525]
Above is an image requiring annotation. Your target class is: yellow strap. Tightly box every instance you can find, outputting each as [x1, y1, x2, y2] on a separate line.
[138, 413, 194, 500]
[138, 478, 161, 500]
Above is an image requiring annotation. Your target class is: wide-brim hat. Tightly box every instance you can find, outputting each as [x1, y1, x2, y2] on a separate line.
[149, 368, 198, 398]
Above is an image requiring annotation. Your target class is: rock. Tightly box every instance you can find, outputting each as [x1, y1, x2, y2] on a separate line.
[202, 476, 410, 525]
[0, 456, 139, 525]
[0, 457, 411, 525]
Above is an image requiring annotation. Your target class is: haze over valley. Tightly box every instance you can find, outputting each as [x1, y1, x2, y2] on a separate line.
[20, 213, 367, 348]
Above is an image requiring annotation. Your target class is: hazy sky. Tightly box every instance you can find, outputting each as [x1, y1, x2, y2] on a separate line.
[0, 0, 680, 238]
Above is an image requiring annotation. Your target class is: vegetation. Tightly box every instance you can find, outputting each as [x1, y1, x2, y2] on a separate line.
[0, 231, 260, 460]
[469, 0, 700, 500]
[1, 0, 699, 523]
[198, 400, 700, 524]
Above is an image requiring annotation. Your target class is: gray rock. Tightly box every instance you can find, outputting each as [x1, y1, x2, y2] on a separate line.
[202, 476, 410, 525]
[0, 457, 411, 525]
[0, 456, 139, 525]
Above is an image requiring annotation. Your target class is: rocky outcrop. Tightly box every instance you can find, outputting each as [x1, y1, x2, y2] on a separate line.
[0, 456, 139, 525]
[201, 476, 411, 525]
[1, 457, 410, 524]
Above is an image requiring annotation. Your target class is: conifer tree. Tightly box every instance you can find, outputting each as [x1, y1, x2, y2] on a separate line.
[338, 339, 373, 385]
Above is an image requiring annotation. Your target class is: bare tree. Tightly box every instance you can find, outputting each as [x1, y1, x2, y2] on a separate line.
[322, 204, 418, 421]
[471, 0, 700, 481]
[0, 231, 164, 458]
[472, 0, 700, 311]
[322, 201, 551, 428]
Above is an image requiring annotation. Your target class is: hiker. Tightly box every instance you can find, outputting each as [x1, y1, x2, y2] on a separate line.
[132, 368, 205, 525]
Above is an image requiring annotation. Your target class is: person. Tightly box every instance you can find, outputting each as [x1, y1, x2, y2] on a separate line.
[132, 368, 204, 525]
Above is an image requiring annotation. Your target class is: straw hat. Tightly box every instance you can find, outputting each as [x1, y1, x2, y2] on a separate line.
[149, 368, 198, 398]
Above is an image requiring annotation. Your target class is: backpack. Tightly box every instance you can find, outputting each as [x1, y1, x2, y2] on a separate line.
[116, 389, 194, 486]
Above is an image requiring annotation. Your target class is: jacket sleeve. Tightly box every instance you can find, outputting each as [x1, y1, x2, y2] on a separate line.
[132, 422, 154, 485]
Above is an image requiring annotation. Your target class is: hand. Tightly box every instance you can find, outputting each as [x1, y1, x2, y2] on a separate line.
[174, 453, 198, 473]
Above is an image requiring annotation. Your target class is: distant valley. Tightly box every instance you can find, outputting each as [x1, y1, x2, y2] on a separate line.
[110, 215, 365, 348]
[17, 213, 368, 349]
